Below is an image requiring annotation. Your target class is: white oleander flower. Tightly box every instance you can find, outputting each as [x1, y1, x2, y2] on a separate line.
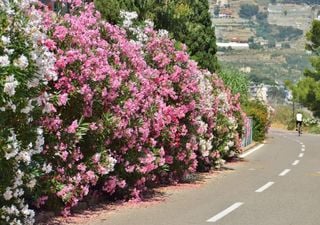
[17, 151, 31, 164]
[4, 48, 14, 55]
[13, 55, 29, 69]
[21, 100, 34, 114]
[3, 188, 13, 201]
[4, 75, 19, 97]
[26, 179, 36, 189]
[1, 36, 11, 45]
[227, 141, 234, 147]
[0, 55, 10, 67]
[42, 163, 52, 173]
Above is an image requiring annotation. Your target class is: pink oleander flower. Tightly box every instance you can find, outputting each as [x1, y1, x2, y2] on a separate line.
[66, 120, 78, 134]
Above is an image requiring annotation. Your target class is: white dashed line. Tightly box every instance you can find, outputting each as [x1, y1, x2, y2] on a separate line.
[301, 144, 305, 148]
[255, 182, 275, 193]
[207, 202, 244, 223]
[299, 153, 304, 158]
[240, 144, 265, 158]
[279, 169, 291, 176]
[292, 160, 300, 166]
[301, 148, 305, 152]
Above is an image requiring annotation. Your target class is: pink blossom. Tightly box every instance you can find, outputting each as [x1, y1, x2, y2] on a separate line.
[54, 26, 68, 41]
[165, 156, 173, 164]
[66, 120, 78, 134]
[58, 93, 68, 106]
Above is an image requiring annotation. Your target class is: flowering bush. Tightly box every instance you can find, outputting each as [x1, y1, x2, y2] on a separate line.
[196, 72, 245, 171]
[34, 2, 158, 213]
[1, 0, 249, 221]
[0, 0, 56, 224]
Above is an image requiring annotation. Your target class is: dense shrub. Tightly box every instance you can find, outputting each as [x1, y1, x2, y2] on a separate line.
[0, 1, 56, 224]
[0, 0, 248, 221]
[239, 4, 259, 19]
[243, 100, 270, 142]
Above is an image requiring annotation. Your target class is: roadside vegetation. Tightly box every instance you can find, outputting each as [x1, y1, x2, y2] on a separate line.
[0, 0, 272, 224]
[288, 20, 320, 117]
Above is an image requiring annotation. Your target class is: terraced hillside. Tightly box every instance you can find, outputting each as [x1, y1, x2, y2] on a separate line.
[209, 0, 319, 85]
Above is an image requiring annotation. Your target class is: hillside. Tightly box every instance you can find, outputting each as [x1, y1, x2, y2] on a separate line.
[209, 0, 319, 86]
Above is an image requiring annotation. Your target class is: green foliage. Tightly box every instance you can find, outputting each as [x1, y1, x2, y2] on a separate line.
[249, 42, 263, 49]
[290, 20, 320, 117]
[282, 0, 320, 4]
[256, 11, 268, 22]
[243, 100, 269, 142]
[255, 23, 303, 42]
[218, 69, 249, 103]
[93, 0, 122, 24]
[94, 0, 220, 72]
[267, 40, 276, 48]
[281, 43, 291, 48]
[306, 20, 320, 54]
[214, 5, 220, 16]
[239, 4, 259, 19]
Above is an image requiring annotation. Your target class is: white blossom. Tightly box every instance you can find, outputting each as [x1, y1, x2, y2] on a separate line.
[17, 151, 31, 164]
[1, 36, 11, 45]
[42, 163, 52, 173]
[4, 48, 14, 55]
[4, 75, 19, 96]
[13, 55, 29, 69]
[0, 55, 10, 67]
[26, 179, 36, 189]
[7, 101, 17, 112]
[227, 141, 234, 147]
[3, 188, 13, 201]
[158, 29, 169, 38]
[120, 11, 138, 28]
[21, 100, 34, 114]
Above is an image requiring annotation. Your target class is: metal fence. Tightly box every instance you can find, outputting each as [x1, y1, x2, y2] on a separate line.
[242, 117, 253, 147]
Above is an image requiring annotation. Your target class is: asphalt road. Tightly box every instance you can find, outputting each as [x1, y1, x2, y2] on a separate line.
[88, 130, 320, 225]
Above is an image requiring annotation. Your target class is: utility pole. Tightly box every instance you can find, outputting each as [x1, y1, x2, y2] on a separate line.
[292, 99, 295, 121]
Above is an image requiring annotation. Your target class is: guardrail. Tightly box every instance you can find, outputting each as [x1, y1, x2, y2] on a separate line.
[242, 117, 253, 147]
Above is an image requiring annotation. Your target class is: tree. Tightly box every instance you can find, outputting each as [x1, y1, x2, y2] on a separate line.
[239, 4, 259, 19]
[290, 20, 320, 117]
[267, 39, 276, 48]
[214, 5, 220, 16]
[256, 11, 268, 22]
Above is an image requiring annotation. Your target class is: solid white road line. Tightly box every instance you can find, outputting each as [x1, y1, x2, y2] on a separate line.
[292, 160, 300, 166]
[279, 169, 291, 176]
[299, 153, 304, 158]
[207, 202, 244, 223]
[255, 182, 275, 193]
[240, 144, 265, 158]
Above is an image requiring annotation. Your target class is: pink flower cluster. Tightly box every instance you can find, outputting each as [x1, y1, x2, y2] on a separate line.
[28, 1, 247, 216]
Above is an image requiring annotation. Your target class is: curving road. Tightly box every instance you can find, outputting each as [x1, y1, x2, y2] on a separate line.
[88, 129, 320, 225]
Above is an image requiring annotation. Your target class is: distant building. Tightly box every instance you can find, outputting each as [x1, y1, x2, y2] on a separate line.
[216, 0, 229, 7]
[240, 67, 251, 73]
[218, 8, 233, 18]
[217, 42, 249, 50]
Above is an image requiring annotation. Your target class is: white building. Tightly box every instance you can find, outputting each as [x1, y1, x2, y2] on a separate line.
[217, 42, 249, 50]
